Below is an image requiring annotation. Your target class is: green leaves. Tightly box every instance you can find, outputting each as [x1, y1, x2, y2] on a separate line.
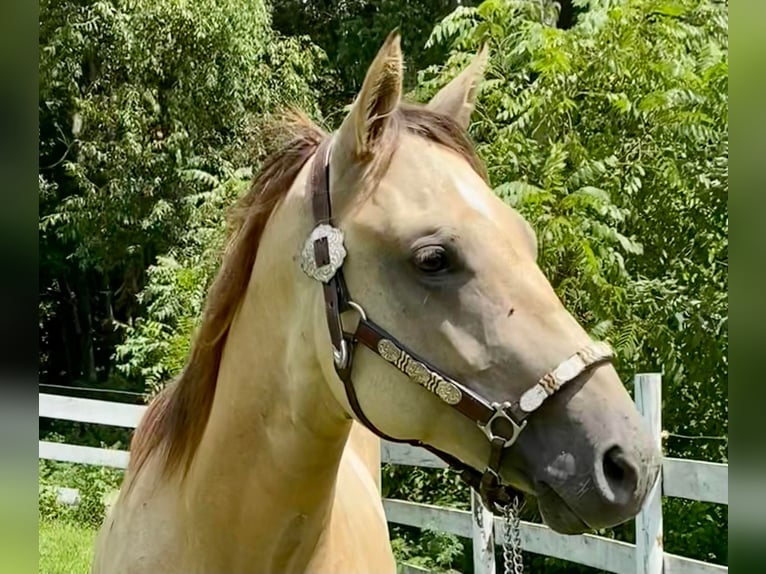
[114, 177, 247, 394]
[39, 457, 124, 528]
[39, 0, 323, 386]
[426, 5, 480, 49]
[493, 181, 548, 207]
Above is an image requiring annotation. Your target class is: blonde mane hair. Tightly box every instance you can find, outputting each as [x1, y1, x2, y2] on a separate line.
[128, 105, 487, 480]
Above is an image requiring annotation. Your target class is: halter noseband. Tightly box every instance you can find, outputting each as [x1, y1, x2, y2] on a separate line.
[299, 139, 614, 513]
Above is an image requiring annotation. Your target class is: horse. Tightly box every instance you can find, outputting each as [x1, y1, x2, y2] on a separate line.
[92, 32, 660, 573]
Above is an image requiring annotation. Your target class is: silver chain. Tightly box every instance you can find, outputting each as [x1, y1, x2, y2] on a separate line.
[502, 497, 524, 574]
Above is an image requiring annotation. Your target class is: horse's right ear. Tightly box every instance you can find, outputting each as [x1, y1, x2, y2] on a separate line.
[427, 44, 488, 129]
[334, 30, 403, 161]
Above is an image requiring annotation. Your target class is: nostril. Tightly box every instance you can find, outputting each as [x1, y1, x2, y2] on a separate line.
[603, 447, 626, 484]
[598, 446, 639, 506]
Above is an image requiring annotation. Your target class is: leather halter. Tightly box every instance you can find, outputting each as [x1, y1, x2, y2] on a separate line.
[300, 138, 615, 513]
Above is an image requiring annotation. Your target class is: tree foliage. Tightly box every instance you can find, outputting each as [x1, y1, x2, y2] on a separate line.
[39, 0, 323, 386]
[114, 175, 249, 394]
[271, 0, 480, 121]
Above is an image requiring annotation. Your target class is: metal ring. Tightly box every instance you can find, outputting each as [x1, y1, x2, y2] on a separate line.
[478, 402, 527, 448]
[333, 339, 349, 370]
[346, 300, 367, 321]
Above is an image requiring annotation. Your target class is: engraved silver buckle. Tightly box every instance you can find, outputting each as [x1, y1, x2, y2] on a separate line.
[478, 402, 527, 448]
[299, 224, 347, 283]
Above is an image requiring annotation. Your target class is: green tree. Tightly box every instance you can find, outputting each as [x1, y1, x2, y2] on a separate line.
[39, 0, 323, 387]
[114, 174, 249, 393]
[271, 0, 481, 120]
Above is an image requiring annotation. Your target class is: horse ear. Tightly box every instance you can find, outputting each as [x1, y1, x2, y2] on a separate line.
[335, 30, 403, 159]
[427, 44, 489, 129]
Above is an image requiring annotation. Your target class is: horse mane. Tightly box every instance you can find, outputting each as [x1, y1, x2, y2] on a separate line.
[128, 104, 487, 481]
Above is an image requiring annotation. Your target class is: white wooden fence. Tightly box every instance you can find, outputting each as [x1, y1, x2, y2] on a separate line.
[39, 373, 727, 574]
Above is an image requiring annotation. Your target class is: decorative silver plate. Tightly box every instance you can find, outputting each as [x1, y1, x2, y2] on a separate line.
[519, 341, 614, 413]
[435, 380, 462, 405]
[377, 338, 463, 406]
[299, 224, 347, 283]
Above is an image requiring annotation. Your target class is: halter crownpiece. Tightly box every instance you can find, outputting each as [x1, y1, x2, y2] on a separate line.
[300, 138, 615, 513]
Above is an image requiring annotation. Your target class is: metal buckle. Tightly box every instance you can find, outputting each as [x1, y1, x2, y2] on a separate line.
[478, 402, 527, 448]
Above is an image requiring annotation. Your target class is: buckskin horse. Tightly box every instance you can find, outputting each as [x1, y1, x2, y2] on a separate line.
[92, 32, 660, 574]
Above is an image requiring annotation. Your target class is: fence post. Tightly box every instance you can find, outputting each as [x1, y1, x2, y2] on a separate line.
[634, 373, 663, 574]
[471, 490, 496, 574]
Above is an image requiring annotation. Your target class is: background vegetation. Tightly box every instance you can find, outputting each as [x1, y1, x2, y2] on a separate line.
[39, 0, 727, 571]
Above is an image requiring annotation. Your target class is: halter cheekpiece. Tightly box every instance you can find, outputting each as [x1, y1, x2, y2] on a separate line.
[299, 138, 615, 513]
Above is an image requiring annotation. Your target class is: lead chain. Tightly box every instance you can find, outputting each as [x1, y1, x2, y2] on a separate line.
[502, 496, 524, 574]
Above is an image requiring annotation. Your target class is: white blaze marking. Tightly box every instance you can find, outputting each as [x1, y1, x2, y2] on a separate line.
[453, 174, 494, 220]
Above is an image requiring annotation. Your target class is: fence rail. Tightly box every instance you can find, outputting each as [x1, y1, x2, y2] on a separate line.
[39, 373, 727, 574]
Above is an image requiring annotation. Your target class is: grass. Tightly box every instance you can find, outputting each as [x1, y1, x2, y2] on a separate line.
[39, 519, 96, 574]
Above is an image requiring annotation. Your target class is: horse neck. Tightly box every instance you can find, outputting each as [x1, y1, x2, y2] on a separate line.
[182, 182, 355, 569]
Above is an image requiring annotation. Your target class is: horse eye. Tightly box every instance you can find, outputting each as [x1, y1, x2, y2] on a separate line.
[413, 245, 451, 274]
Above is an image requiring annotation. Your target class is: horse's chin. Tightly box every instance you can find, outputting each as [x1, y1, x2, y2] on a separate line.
[497, 467, 590, 534]
[536, 484, 591, 535]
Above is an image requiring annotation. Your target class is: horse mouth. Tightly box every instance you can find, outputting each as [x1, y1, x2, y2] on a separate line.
[535, 482, 591, 534]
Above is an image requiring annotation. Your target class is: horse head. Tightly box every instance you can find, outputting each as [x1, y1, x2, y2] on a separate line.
[307, 32, 660, 534]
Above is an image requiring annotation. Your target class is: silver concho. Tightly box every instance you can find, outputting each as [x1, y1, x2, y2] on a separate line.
[299, 224, 347, 283]
[404, 361, 431, 386]
[378, 338, 462, 405]
[377, 339, 401, 362]
[435, 381, 462, 405]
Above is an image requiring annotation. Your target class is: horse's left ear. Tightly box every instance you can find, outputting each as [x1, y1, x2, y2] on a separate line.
[427, 44, 489, 129]
[334, 30, 403, 160]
